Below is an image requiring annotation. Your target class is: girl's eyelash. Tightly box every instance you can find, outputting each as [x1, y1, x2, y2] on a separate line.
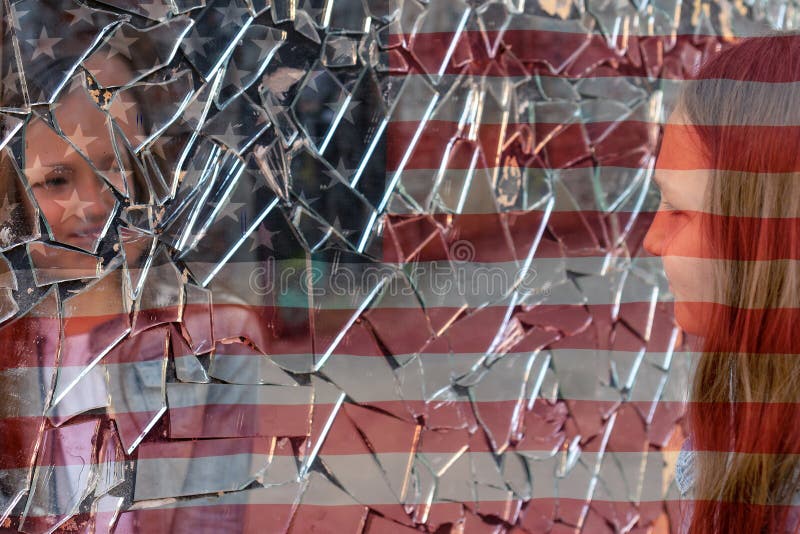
[30, 165, 73, 189]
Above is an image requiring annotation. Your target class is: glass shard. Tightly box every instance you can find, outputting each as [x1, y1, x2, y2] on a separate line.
[133, 437, 271, 500]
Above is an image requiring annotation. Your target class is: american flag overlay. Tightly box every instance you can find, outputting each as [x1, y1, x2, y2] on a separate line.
[0, 0, 792, 532]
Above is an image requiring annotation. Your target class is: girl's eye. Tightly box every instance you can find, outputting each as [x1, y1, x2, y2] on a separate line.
[32, 167, 73, 191]
[43, 176, 69, 188]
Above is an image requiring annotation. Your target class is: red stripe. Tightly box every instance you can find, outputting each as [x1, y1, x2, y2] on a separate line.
[312, 399, 686, 455]
[648, 212, 800, 260]
[114, 505, 372, 534]
[287, 505, 368, 534]
[0, 397, 680, 468]
[385, 209, 800, 260]
[12, 498, 796, 533]
[0, 301, 682, 372]
[389, 122, 800, 173]
[47, 396, 800, 465]
[367, 301, 682, 354]
[167, 404, 312, 439]
[216, 302, 682, 356]
[12, 392, 780, 470]
[37, 396, 800, 469]
[0, 416, 42, 470]
[386, 120, 656, 171]
[90, 505, 297, 534]
[658, 123, 800, 172]
[11, 498, 679, 533]
[388, 31, 739, 79]
[136, 437, 271, 460]
[60, 323, 168, 367]
[382, 211, 650, 262]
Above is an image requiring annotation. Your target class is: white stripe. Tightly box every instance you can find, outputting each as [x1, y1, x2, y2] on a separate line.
[46, 359, 165, 428]
[127, 450, 681, 507]
[8, 341, 688, 420]
[208, 353, 298, 385]
[389, 75, 800, 126]
[0, 367, 53, 418]
[166, 382, 314, 408]
[201, 256, 673, 308]
[393, 166, 653, 214]
[135, 451, 271, 501]
[319, 349, 691, 404]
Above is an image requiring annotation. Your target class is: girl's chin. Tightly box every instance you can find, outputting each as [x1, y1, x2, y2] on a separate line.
[673, 300, 709, 337]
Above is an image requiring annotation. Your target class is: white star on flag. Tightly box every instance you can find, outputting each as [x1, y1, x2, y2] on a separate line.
[25, 154, 48, 173]
[216, 200, 246, 222]
[329, 215, 354, 236]
[68, 124, 102, 152]
[182, 27, 213, 57]
[0, 195, 20, 224]
[251, 31, 285, 62]
[54, 190, 96, 222]
[296, 189, 320, 206]
[215, 122, 248, 148]
[2, 68, 21, 97]
[108, 97, 139, 127]
[302, 69, 326, 94]
[249, 228, 279, 252]
[335, 158, 355, 180]
[224, 60, 251, 89]
[27, 28, 64, 60]
[317, 215, 355, 238]
[66, 6, 96, 27]
[10, 8, 30, 32]
[298, 0, 324, 20]
[105, 27, 140, 60]
[321, 159, 351, 183]
[149, 135, 174, 161]
[213, 5, 251, 27]
[342, 99, 362, 124]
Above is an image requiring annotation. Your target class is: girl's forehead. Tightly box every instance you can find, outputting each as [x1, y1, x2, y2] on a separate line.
[25, 115, 59, 142]
[656, 111, 708, 172]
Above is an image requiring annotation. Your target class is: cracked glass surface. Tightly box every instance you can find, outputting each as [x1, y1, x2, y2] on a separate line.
[0, 0, 791, 532]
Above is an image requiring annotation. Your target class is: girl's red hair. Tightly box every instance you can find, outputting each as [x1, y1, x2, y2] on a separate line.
[679, 32, 800, 533]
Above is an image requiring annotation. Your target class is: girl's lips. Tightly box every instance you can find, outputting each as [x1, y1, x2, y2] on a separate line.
[69, 226, 105, 239]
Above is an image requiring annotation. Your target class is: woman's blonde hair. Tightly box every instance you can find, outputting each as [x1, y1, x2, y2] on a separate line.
[678, 30, 800, 533]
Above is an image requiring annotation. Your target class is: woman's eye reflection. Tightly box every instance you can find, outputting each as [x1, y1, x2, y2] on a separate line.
[43, 179, 64, 190]
[40, 175, 70, 190]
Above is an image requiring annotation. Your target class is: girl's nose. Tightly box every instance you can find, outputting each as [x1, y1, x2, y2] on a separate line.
[79, 174, 115, 221]
[643, 210, 666, 257]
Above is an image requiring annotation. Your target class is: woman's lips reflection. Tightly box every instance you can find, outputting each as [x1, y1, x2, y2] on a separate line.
[68, 225, 105, 246]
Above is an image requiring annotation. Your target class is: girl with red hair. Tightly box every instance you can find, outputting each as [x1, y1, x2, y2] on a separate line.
[645, 31, 800, 534]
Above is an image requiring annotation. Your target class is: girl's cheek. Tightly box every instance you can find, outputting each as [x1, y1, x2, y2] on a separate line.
[35, 198, 65, 233]
[662, 216, 704, 258]
[674, 301, 709, 336]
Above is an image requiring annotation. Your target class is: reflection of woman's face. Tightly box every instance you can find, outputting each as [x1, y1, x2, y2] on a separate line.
[24, 75, 138, 252]
[643, 109, 713, 336]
